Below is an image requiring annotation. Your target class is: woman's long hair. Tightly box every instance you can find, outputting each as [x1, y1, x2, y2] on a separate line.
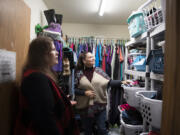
[23, 36, 57, 82]
[76, 52, 88, 71]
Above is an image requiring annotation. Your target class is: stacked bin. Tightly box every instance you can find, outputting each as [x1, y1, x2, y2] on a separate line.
[120, 86, 146, 135]
[127, 11, 147, 38]
[136, 91, 163, 129]
[123, 86, 145, 108]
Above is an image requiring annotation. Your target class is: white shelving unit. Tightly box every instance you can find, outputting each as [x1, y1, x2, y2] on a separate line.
[123, 0, 166, 133]
[150, 72, 164, 81]
[124, 23, 165, 89]
[128, 53, 146, 56]
[150, 23, 165, 90]
[126, 32, 148, 47]
[124, 29, 165, 134]
[150, 23, 166, 38]
[124, 0, 166, 133]
[124, 32, 150, 90]
[125, 70, 146, 78]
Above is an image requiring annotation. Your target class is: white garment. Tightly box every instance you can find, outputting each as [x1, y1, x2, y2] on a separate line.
[92, 43, 96, 57]
[111, 44, 116, 79]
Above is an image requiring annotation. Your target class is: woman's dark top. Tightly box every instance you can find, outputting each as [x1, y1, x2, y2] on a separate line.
[14, 70, 79, 135]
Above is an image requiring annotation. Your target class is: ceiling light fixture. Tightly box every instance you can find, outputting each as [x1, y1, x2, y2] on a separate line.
[98, 0, 107, 16]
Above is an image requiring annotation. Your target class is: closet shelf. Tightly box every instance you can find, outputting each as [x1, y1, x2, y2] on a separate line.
[150, 23, 165, 38]
[125, 70, 146, 77]
[150, 72, 164, 81]
[128, 53, 146, 56]
[125, 32, 148, 47]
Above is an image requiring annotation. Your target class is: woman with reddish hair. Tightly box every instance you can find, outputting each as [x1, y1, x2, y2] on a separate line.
[14, 36, 79, 135]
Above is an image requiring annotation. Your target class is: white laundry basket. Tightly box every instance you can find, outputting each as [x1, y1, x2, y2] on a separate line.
[121, 119, 143, 135]
[123, 86, 145, 108]
[140, 133, 148, 135]
[140, 0, 164, 31]
[136, 91, 162, 129]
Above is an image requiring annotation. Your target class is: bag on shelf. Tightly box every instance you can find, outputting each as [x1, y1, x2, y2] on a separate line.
[146, 49, 164, 74]
[132, 55, 146, 71]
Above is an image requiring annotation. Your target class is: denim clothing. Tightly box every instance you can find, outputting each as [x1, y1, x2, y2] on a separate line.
[81, 109, 108, 135]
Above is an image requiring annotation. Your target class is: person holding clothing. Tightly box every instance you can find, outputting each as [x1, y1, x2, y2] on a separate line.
[74, 52, 121, 135]
[14, 36, 79, 135]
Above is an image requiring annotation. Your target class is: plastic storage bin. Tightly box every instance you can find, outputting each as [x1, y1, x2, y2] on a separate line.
[132, 55, 146, 71]
[140, 133, 148, 135]
[123, 86, 145, 108]
[121, 119, 143, 135]
[136, 91, 162, 129]
[141, 0, 164, 30]
[127, 11, 146, 38]
[146, 49, 164, 74]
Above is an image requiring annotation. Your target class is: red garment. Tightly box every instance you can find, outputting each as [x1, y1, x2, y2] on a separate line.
[70, 43, 74, 51]
[14, 69, 80, 135]
[148, 131, 160, 135]
[119, 47, 124, 62]
[83, 67, 95, 82]
[120, 104, 136, 111]
[102, 46, 107, 72]
[117, 46, 124, 62]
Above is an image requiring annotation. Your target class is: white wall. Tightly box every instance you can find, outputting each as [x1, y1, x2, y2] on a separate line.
[62, 23, 130, 39]
[23, 0, 130, 40]
[23, 0, 48, 40]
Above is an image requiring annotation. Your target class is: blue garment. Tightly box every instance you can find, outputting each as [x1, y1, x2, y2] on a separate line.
[95, 45, 100, 67]
[81, 109, 108, 135]
[99, 44, 102, 63]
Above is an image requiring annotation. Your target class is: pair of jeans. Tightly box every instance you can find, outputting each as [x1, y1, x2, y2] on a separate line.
[81, 109, 108, 135]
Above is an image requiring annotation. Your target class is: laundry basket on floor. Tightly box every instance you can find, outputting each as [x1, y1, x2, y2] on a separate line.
[120, 119, 143, 135]
[136, 91, 162, 129]
[123, 86, 145, 108]
[140, 133, 148, 135]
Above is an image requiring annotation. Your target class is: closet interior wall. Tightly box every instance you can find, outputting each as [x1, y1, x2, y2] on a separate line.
[0, 0, 30, 135]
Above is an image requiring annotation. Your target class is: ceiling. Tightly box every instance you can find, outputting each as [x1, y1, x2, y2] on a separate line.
[43, 0, 157, 25]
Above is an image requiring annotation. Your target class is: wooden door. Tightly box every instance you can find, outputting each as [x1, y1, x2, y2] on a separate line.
[161, 0, 180, 134]
[0, 0, 30, 135]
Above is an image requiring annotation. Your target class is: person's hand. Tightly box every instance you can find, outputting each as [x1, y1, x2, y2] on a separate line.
[85, 90, 95, 98]
[122, 80, 132, 84]
[121, 81, 128, 84]
[70, 101, 77, 106]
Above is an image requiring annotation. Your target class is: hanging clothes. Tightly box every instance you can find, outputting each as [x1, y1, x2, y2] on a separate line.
[70, 43, 74, 51]
[111, 45, 116, 79]
[113, 45, 120, 80]
[106, 46, 113, 77]
[108, 86, 123, 126]
[95, 44, 100, 67]
[92, 43, 96, 57]
[121, 45, 125, 80]
[99, 43, 102, 67]
[102, 46, 107, 72]
[119, 45, 124, 81]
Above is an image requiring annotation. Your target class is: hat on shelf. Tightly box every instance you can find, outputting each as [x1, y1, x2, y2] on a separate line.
[55, 14, 63, 25]
[44, 9, 56, 25]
